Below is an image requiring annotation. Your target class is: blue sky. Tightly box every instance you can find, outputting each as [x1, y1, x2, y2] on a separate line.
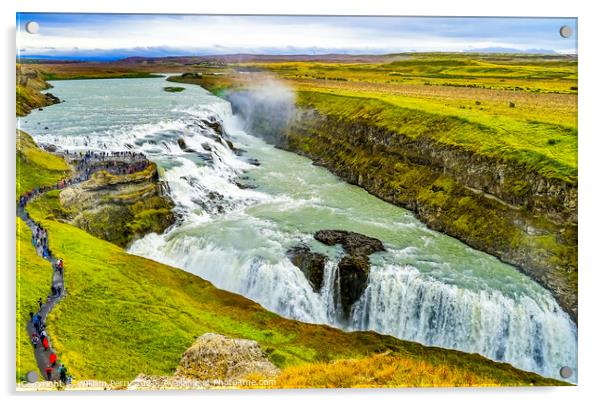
[16, 14, 578, 60]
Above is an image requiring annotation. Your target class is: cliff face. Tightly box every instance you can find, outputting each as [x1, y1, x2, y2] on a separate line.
[16, 65, 61, 117]
[227, 93, 578, 322]
[59, 162, 176, 247]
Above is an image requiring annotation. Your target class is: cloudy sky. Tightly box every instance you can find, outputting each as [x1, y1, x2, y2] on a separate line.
[16, 14, 577, 60]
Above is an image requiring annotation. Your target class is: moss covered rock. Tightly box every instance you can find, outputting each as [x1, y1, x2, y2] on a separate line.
[58, 162, 175, 247]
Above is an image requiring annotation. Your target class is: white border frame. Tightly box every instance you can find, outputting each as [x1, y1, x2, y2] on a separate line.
[3, 1, 600, 403]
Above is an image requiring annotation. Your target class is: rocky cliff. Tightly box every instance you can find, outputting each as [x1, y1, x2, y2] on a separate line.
[58, 160, 176, 247]
[16, 65, 61, 117]
[289, 230, 386, 318]
[227, 91, 578, 322]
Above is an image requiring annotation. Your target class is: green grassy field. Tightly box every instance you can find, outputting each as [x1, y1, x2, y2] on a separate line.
[192, 54, 577, 184]
[16, 218, 54, 381]
[15, 131, 565, 387]
[16, 130, 71, 199]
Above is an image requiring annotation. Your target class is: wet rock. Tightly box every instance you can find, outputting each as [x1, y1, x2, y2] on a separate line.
[45, 93, 61, 105]
[201, 143, 212, 151]
[44, 144, 57, 152]
[336, 255, 370, 316]
[174, 333, 280, 383]
[235, 181, 256, 190]
[287, 246, 326, 292]
[247, 158, 261, 166]
[177, 138, 196, 152]
[196, 152, 213, 162]
[201, 119, 224, 136]
[314, 229, 385, 256]
[314, 230, 385, 317]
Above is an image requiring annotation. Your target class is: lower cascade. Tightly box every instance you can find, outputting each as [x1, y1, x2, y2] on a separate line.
[22, 77, 577, 382]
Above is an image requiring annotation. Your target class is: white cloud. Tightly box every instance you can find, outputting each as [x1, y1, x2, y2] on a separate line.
[17, 15, 577, 56]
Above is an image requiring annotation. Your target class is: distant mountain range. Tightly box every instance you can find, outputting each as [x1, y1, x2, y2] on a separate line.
[17, 48, 571, 64]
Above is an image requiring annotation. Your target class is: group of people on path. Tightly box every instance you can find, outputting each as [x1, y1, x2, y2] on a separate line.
[65, 149, 146, 160]
[29, 308, 68, 383]
[20, 148, 152, 386]
[72, 150, 149, 178]
[20, 175, 74, 385]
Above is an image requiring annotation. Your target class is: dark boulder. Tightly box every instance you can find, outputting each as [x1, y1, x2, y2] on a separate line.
[314, 229, 385, 256]
[336, 255, 370, 316]
[201, 119, 225, 136]
[235, 181, 256, 190]
[177, 138, 196, 153]
[314, 229, 386, 318]
[287, 246, 326, 293]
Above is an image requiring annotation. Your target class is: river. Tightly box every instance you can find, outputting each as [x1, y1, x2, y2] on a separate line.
[18, 76, 577, 381]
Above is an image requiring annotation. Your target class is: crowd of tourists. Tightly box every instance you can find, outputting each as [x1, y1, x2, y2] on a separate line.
[19, 148, 150, 385]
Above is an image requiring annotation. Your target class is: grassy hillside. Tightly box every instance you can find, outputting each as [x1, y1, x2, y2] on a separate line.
[275, 352, 504, 388]
[194, 54, 577, 184]
[16, 65, 62, 117]
[16, 130, 71, 199]
[16, 218, 54, 381]
[296, 90, 576, 183]
[15, 131, 565, 387]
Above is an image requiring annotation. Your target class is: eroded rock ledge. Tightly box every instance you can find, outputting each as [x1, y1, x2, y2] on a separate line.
[58, 158, 176, 247]
[288, 230, 386, 318]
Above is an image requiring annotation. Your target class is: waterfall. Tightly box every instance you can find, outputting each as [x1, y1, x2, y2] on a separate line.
[23, 78, 577, 383]
[349, 264, 576, 380]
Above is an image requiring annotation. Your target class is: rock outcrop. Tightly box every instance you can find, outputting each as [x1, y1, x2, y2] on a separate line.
[287, 246, 326, 292]
[314, 229, 385, 256]
[174, 333, 280, 383]
[16, 65, 61, 117]
[59, 160, 175, 247]
[201, 119, 225, 136]
[313, 230, 386, 318]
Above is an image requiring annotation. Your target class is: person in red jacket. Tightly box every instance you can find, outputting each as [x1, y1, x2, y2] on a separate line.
[49, 352, 57, 367]
[42, 336, 49, 351]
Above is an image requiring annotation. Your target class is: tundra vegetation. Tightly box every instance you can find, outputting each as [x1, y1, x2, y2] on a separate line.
[16, 55, 575, 387]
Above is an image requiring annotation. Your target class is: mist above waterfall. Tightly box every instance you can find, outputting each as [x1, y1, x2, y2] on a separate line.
[225, 78, 296, 146]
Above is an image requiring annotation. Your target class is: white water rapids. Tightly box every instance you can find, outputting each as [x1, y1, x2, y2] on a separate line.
[19, 77, 577, 382]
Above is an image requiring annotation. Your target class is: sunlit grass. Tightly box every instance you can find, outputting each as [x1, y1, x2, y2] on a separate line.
[16, 130, 71, 199]
[16, 218, 53, 381]
[15, 132, 566, 386]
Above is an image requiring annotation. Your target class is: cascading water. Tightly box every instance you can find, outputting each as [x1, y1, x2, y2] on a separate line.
[19, 76, 577, 382]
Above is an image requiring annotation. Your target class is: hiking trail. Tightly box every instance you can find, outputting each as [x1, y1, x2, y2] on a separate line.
[18, 151, 149, 382]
